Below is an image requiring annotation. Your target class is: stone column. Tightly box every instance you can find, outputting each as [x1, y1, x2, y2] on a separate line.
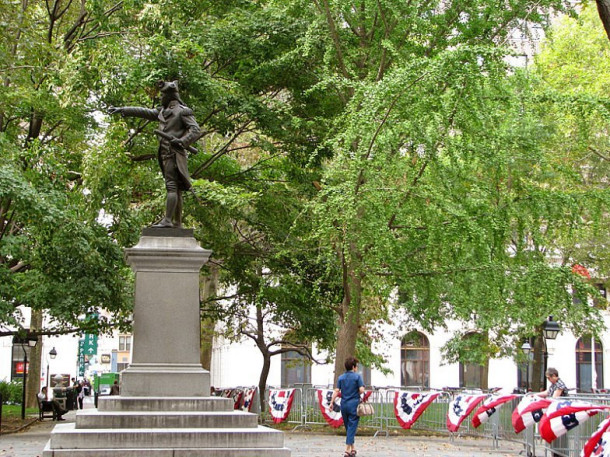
[120, 228, 212, 397]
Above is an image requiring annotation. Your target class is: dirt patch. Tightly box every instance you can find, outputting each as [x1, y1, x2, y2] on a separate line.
[0, 416, 39, 434]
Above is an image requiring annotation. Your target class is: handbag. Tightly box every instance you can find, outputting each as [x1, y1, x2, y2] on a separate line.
[357, 401, 374, 417]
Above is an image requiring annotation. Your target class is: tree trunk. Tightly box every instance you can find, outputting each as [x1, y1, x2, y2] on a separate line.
[258, 351, 272, 414]
[200, 265, 219, 371]
[333, 253, 362, 385]
[26, 310, 43, 408]
[531, 334, 545, 393]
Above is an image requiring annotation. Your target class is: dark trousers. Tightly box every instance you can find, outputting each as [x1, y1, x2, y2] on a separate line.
[341, 399, 360, 445]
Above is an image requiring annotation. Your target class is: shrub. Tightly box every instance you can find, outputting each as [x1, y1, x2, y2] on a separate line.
[0, 379, 23, 404]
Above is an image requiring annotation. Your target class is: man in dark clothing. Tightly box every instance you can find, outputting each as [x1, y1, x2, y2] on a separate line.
[38, 386, 67, 421]
[109, 81, 201, 228]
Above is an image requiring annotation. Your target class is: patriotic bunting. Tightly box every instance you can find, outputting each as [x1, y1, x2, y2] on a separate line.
[241, 387, 256, 412]
[512, 396, 551, 433]
[539, 400, 608, 443]
[317, 389, 343, 428]
[269, 388, 296, 424]
[472, 394, 518, 428]
[394, 391, 440, 429]
[582, 417, 610, 457]
[447, 394, 486, 432]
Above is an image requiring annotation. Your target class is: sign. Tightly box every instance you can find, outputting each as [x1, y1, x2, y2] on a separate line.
[14, 361, 28, 375]
[78, 333, 98, 375]
[101, 354, 111, 364]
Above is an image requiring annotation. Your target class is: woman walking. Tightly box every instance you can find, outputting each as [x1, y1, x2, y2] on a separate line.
[330, 356, 365, 457]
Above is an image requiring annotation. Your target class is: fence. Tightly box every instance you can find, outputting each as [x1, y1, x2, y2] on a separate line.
[237, 386, 610, 456]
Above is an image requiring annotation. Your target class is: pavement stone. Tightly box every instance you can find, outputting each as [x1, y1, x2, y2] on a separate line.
[0, 398, 524, 457]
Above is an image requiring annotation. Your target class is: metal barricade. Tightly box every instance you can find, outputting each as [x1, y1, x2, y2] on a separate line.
[244, 385, 610, 456]
[262, 387, 305, 430]
[302, 387, 385, 434]
[533, 394, 610, 457]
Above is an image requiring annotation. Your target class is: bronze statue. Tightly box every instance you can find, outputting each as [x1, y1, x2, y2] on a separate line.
[109, 81, 201, 228]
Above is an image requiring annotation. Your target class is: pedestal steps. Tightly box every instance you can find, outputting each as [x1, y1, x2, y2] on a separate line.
[77, 410, 259, 429]
[97, 397, 233, 412]
[43, 443, 290, 457]
[47, 423, 285, 449]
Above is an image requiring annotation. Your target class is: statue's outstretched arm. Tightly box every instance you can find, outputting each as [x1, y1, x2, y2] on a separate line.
[108, 106, 159, 122]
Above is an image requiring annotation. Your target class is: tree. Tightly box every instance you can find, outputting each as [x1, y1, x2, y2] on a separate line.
[0, 0, 137, 408]
[283, 0, 609, 381]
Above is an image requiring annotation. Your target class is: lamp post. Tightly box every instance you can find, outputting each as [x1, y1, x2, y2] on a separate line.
[542, 316, 560, 390]
[521, 341, 532, 392]
[47, 347, 57, 390]
[13, 334, 38, 420]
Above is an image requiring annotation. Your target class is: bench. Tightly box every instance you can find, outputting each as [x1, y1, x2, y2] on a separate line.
[37, 397, 56, 420]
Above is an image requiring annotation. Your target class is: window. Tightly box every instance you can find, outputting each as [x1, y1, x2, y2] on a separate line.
[594, 284, 608, 308]
[116, 362, 129, 372]
[10, 344, 32, 380]
[458, 333, 488, 389]
[360, 365, 372, 387]
[119, 335, 132, 352]
[281, 350, 311, 387]
[576, 337, 603, 392]
[400, 331, 430, 388]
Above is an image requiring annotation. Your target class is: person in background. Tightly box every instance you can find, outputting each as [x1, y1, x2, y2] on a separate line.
[77, 380, 85, 409]
[536, 367, 568, 398]
[38, 386, 67, 421]
[535, 367, 568, 457]
[110, 380, 120, 396]
[330, 357, 365, 457]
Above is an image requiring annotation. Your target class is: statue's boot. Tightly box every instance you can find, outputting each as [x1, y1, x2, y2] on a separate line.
[173, 191, 183, 228]
[152, 191, 177, 228]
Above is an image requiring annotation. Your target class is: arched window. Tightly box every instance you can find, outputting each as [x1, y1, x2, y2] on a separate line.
[576, 337, 603, 392]
[400, 331, 430, 388]
[458, 333, 488, 390]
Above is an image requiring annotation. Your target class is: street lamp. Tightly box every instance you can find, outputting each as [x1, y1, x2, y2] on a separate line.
[542, 316, 561, 389]
[47, 347, 57, 390]
[521, 341, 532, 392]
[13, 333, 38, 420]
[543, 316, 560, 340]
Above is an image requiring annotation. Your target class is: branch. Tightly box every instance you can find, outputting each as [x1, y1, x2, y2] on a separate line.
[589, 146, 610, 162]
[191, 120, 253, 178]
[314, 0, 352, 80]
[597, 0, 610, 42]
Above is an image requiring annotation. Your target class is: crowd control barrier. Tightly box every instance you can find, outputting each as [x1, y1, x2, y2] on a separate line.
[218, 385, 610, 456]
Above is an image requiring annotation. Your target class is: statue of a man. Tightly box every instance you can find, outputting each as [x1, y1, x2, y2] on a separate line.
[109, 81, 201, 228]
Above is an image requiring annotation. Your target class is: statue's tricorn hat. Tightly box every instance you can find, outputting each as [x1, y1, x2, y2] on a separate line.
[158, 80, 183, 103]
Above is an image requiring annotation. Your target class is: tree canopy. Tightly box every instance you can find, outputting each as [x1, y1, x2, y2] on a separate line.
[1, 0, 609, 387]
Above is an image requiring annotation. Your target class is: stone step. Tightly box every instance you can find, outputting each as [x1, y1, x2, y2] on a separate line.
[97, 396, 233, 412]
[49, 423, 284, 450]
[43, 442, 291, 457]
[76, 410, 258, 429]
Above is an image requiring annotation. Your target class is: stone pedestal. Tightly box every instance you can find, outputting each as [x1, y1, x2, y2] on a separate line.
[42, 230, 290, 457]
[121, 229, 211, 397]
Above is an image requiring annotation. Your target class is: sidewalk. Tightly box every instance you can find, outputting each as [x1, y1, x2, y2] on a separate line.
[0, 402, 523, 457]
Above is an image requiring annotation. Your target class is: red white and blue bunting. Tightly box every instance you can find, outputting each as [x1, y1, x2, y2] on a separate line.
[512, 396, 551, 433]
[582, 416, 610, 457]
[472, 394, 518, 428]
[393, 391, 440, 430]
[539, 400, 608, 443]
[447, 394, 486, 432]
[317, 389, 343, 428]
[269, 388, 296, 424]
[241, 387, 257, 412]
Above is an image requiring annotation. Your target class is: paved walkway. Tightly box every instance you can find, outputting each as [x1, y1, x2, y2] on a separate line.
[0, 399, 523, 457]
[0, 422, 524, 457]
